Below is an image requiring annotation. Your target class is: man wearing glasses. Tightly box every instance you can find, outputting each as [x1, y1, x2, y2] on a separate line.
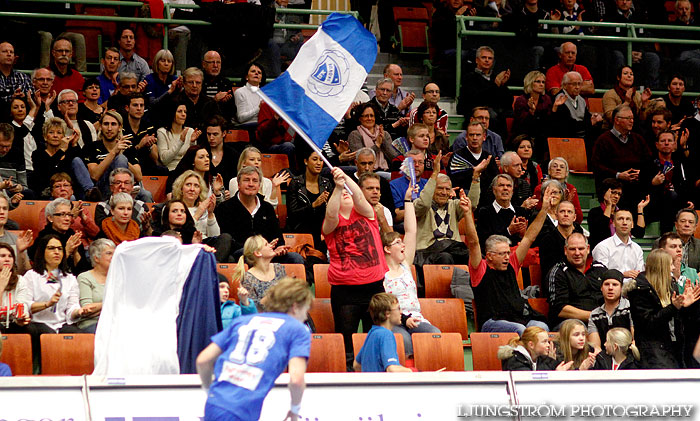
[464, 187, 554, 334]
[94, 168, 151, 230]
[47, 38, 85, 102]
[56, 89, 96, 148]
[408, 82, 448, 132]
[202, 51, 235, 121]
[592, 104, 651, 210]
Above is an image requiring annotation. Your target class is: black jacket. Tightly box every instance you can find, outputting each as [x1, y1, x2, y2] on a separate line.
[625, 274, 684, 368]
[547, 260, 606, 328]
[498, 345, 559, 371]
[592, 352, 641, 370]
[286, 173, 332, 247]
[215, 193, 284, 250]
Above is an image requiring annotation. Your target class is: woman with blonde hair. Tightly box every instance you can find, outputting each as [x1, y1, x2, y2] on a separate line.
[592, 327, 640, 370]
[228, 146, 289, 208]
[556, 318, 595, 370]
[498, 326, 571, 371]
[512, 70, 558, 160]
[232, 235, 288, 312]
[171, 170, 231, 262]
[626, 249, 700, 368]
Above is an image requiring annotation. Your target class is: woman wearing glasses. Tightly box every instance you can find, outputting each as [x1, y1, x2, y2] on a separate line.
[24, 234, 96, 371]
[31, 198, 90, 274]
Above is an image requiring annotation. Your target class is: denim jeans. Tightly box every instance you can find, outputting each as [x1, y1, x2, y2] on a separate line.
[481, 318, 550, 335]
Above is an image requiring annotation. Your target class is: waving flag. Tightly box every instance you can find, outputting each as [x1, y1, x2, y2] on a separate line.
[258, 13, 377, 152]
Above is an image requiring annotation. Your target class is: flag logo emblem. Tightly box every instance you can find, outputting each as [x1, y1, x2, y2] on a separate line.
[308, 50, 350, 97]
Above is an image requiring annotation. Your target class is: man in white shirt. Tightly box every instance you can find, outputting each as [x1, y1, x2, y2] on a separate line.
[592, 209, 644, 279]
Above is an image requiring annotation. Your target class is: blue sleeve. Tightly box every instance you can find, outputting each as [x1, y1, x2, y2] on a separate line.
[211, 320, 239, 351]
[390, 179, 405, 209]
[240, 301, 258, 315]
[0, 363, 12, 376]
[288, 322, 311, 360]
[378, 330, 400, 371]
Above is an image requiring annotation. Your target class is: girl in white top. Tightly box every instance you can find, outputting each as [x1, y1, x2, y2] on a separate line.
[234, 63, 264, 124]
[228, 146, 290, 208]
[382, 181, 440, 356]
[0, 243, 30, 331]
[157, 103, 201, 171]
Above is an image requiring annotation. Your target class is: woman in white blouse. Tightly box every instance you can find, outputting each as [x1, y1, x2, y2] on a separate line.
[234, 63, 265, 125]
[157, 102, 201, 171]
[0, 243, 31, 333]
[172, 170, 232, 262]
[25, 234, 97, 371]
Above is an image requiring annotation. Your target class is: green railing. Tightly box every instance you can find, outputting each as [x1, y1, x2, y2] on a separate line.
[455, 15, 700, 104]
[4, 0, 357, 65]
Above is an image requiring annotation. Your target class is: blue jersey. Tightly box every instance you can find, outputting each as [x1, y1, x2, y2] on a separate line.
[0, 362, 11, 376]
[356, 325, 400, 372]
[206, 313, 310, 420]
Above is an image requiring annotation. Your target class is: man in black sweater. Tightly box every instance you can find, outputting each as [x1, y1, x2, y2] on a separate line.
[215, 166, 303, 264]
[547, 232, 607, 330]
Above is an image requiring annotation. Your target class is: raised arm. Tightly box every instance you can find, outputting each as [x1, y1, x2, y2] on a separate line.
[344, 170, 374, 219]
[461, 193, 481, 269]
[515, 192, 553, 264]
[403, 183, 417, 265]
[322, 168, 345, 235]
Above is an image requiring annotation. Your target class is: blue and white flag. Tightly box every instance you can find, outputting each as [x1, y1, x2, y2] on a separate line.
[258, 13, 377, 152]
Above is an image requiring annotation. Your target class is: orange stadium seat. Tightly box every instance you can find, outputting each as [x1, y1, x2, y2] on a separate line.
[352, 332, 406, 366]
[308, 298, 335, 333]
[41, 333, 95, 375]
[528, 298, 549, 318]
[548, 138, 589, 173]
[412, 332, 464, 371]
[8, 200, 50, 234]
[281, 263, 306, 283]
[307, 333, 346, 372]
[276, 202, 287, 229]
[261, 154, 289, 178]
[423, 264, 467, 298]
[313, 264, 331, 298]
[419, 298, 469, 341]
[225, 130, 250, 143]
[283, 233, 315, 249]
[587, 97, 603, 113]
[1, 334, 32, 375]
[694, 211, 700, 239]
[393, 7, 430, 54]
[141, 176, 168, 203]
[470, 332, 519, 371]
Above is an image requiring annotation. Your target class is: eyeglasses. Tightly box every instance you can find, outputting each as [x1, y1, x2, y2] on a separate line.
[488, 251, 511, 257]
[46, 246, 64, 251]
[111, 180, 134, 186]
[185, 80, 202, 85]
[203, 60, 221, 65]
[52, 183, 72, 189]
[34, 77, 53, 82]
[59, 99, 77, 105]
[53, 212, 72, 218]
[425, 89, 440, 94]
[609, 190, 623, 196]
[376, 88, 392, 93]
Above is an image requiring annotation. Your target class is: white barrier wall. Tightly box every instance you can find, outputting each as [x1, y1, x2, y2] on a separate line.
[1, 371, 700, 420]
